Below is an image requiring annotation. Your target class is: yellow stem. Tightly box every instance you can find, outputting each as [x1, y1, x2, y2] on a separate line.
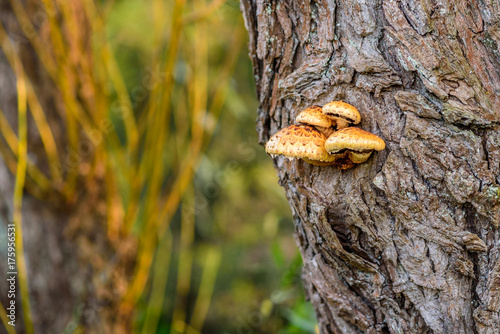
[188, 247, 221, 332]
[0, 107, 52, 193]
[101, 42, 139, 154]
[25, 81, 62, 182]
[13, 56, 34, 334]
[0, 140, 48, 200]
[141, 230, 173, 334]
[170, 188, 195, 334]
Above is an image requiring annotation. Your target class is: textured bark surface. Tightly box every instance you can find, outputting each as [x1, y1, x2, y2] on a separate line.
[0, 1, 134, 333]
[241, 1, 500, 333]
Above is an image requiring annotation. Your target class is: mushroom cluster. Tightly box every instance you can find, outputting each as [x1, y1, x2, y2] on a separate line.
[265, 101, 385, 169]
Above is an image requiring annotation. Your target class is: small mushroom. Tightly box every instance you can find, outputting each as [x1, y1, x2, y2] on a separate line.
[295, 106, 336, 136]
[322, 101, 361, 129]
[324, 127, 385, 164]
[265, 124, 341, 166]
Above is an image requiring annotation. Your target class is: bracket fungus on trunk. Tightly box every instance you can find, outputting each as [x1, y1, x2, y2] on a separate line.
[295, 106, 336, 136]
[324, 127, 386, 164]
[322, 101, 361, 129]
[265, 124, 341, 166]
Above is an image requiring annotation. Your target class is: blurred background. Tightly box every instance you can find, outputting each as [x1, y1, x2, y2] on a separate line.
[0, 0, 317, 332]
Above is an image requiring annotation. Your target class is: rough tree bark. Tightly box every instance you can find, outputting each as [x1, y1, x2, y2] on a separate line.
[241, 1, 500, 333]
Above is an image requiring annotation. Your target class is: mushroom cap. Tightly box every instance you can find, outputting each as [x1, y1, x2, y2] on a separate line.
[295, 106, 333, 128]
[324, 127, 385, 154]
[322, 101, 361, 125]
[265, 124, 338, 163]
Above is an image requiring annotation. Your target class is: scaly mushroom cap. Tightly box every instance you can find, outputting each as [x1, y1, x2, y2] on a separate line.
[324, 127, 385, 163]
[295, 106, 335, 136]
[296, 106, 333, 128]
[322, 101, 361, 129]
[265, 124, 339, 164]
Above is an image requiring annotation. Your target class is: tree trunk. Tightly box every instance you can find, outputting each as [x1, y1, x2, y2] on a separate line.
[241, 1, 500, 333]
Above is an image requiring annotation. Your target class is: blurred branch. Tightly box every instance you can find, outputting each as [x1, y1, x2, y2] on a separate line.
[169, 188, 195, 334]
[187, 246, 221, 332]
[141, 230, 173, 334]
[0, 106, 52, 195]
[12, 52, 34, 334]
[101, 44, 140, 153]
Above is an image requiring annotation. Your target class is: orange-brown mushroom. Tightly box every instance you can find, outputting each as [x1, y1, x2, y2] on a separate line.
[324, 127, 385, 163]
[295, 106, 336, 136]
[265, 124, 342, 166]
[322, 101, 361, 129]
